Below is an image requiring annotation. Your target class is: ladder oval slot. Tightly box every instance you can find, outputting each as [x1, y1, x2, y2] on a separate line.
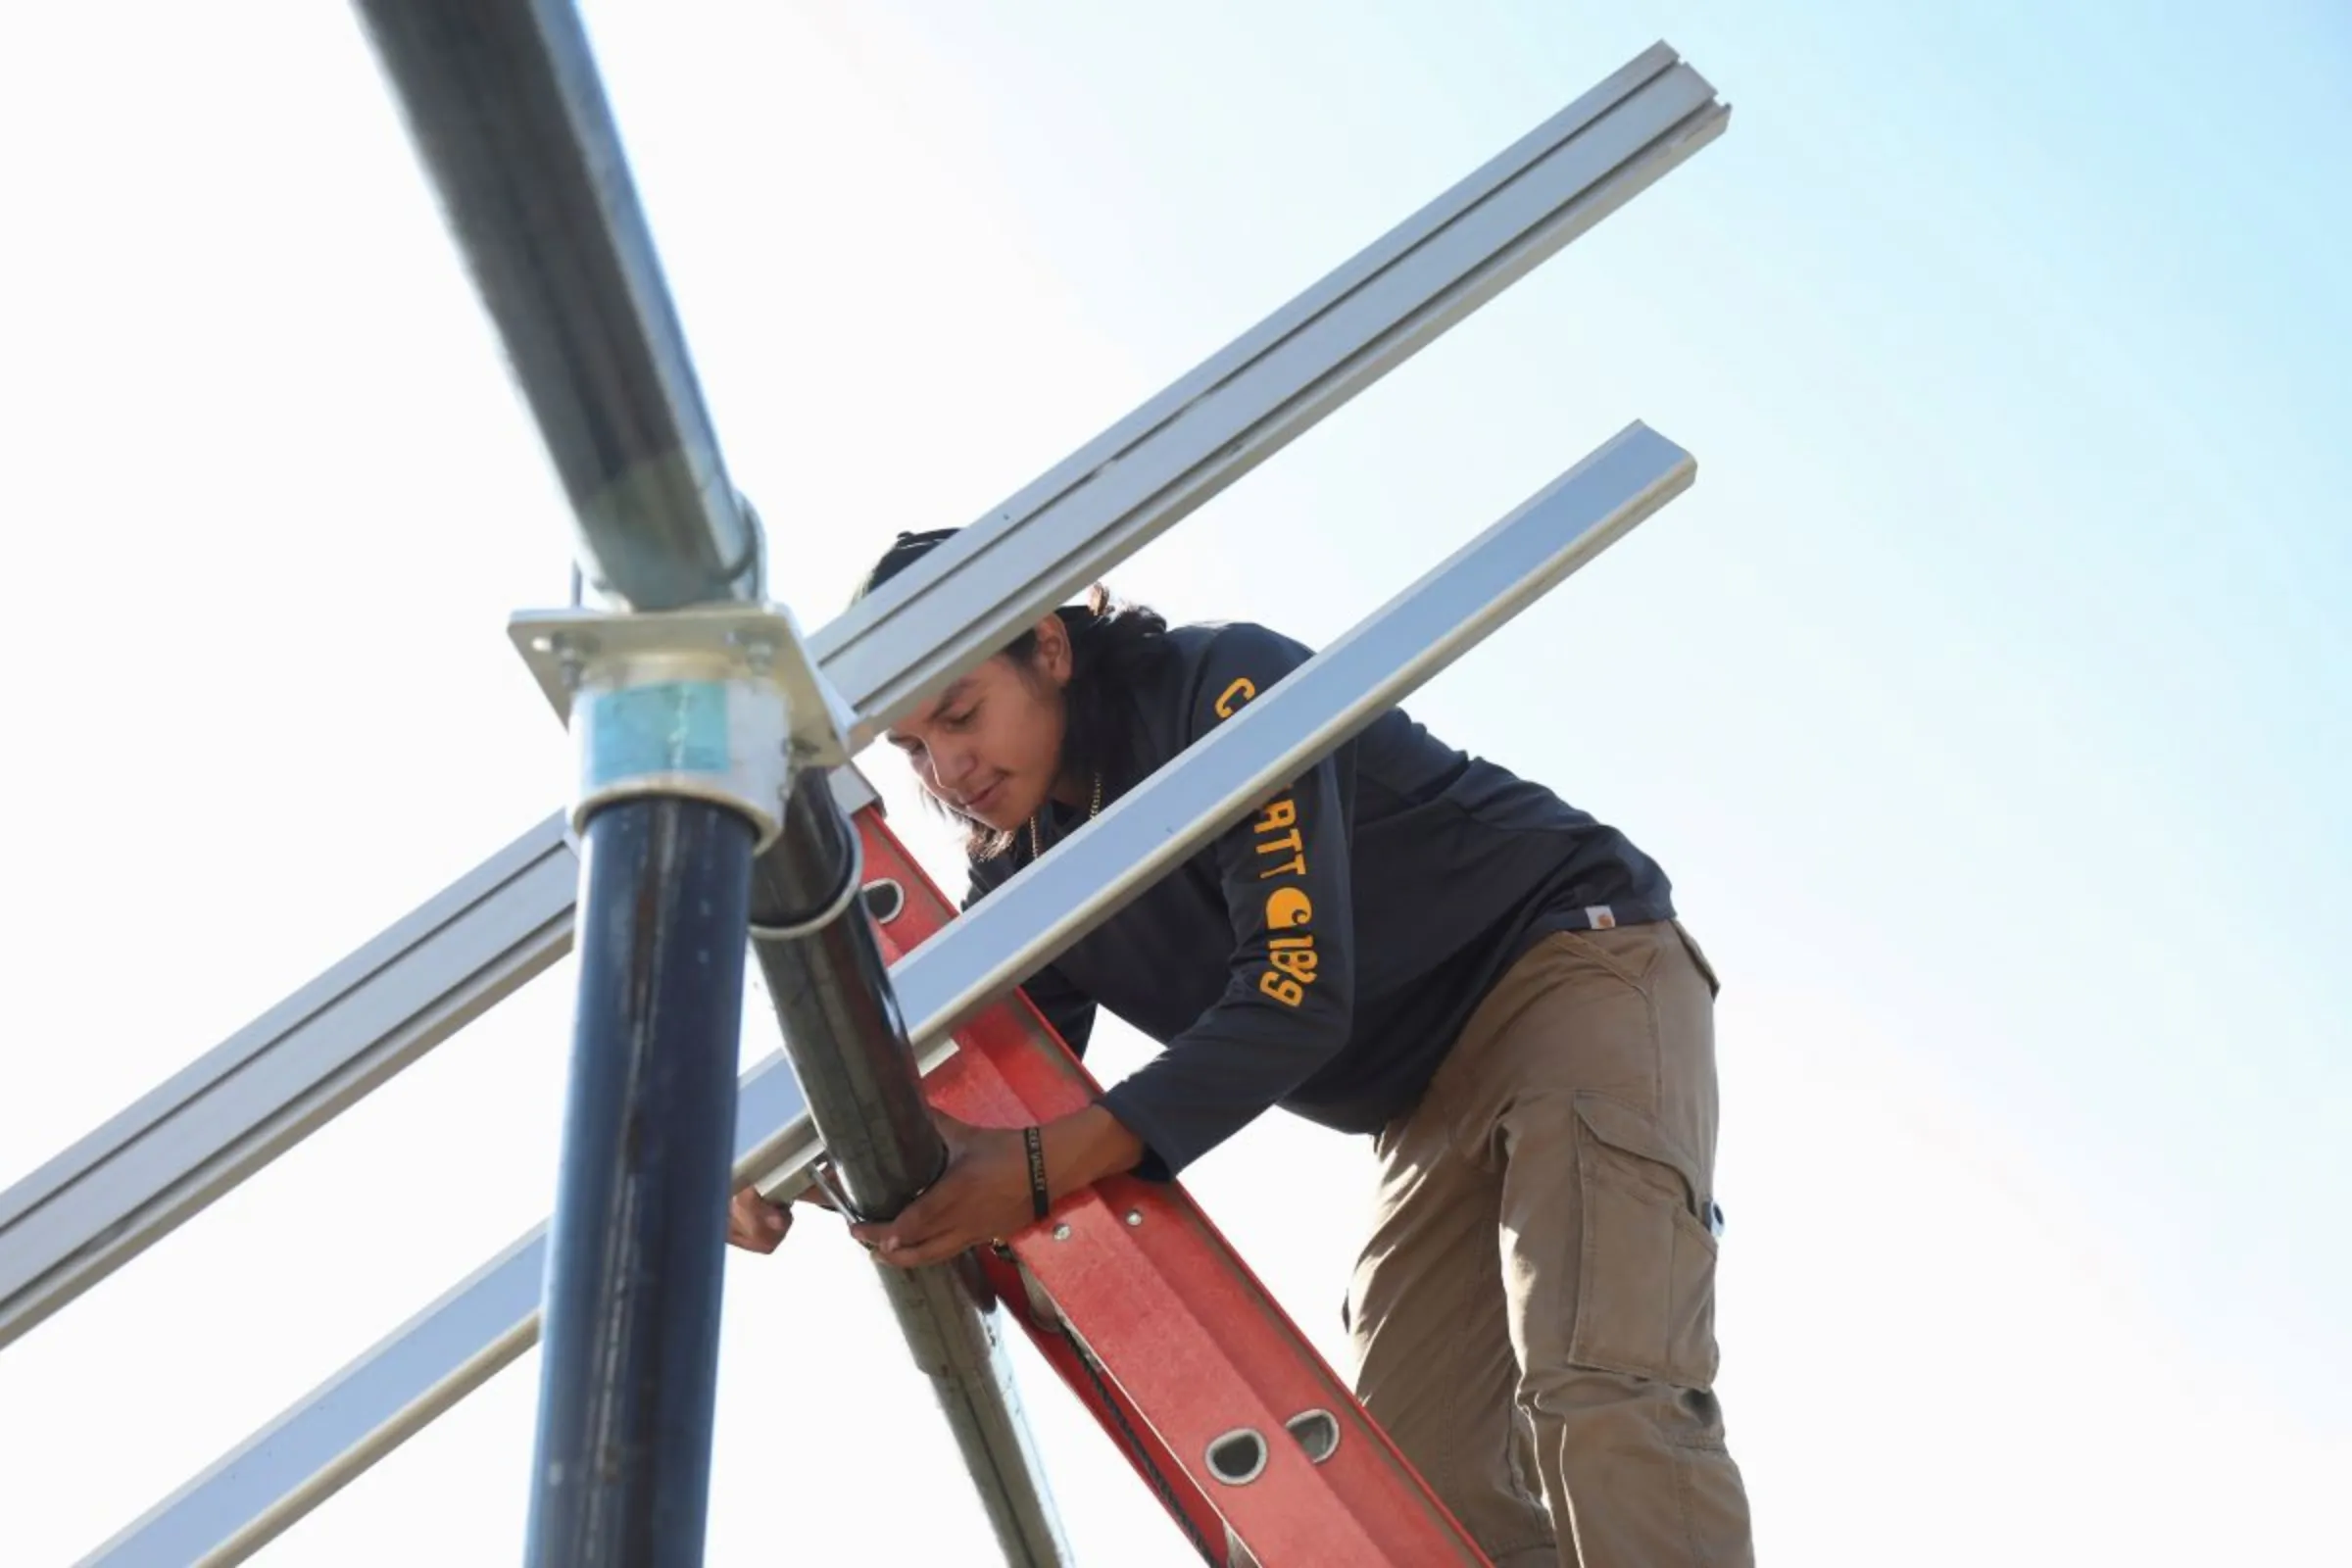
[860, 878, 905, 924]
[1205, 1428, 1268, 1486]
[1285, 1408, 1340, 1464]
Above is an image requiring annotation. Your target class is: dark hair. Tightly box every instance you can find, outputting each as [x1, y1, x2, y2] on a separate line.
[858, 530, 1171, 860]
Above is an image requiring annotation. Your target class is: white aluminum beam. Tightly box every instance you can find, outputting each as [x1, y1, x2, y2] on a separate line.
[0, 42, 1727, 1355]
[0, 769, 871, 1358]
[0, 815, 577, 1350]
[85, 420, 1694, 1567]
[817, 43, 1727, 746]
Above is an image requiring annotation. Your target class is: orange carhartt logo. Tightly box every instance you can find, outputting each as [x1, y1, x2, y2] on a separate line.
[1250, 796, 1315, 1007]
[1212, 667, 1319, 1008]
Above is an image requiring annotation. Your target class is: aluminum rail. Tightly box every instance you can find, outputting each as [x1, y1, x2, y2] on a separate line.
[807, 40, 1726, 745]
[0, 38, 1729, 1357]
[352, 0, 760, 612]
[0, 774, 836, 1355]
[82, 420, 1693, 1567]
[0, 814, 575, 1350]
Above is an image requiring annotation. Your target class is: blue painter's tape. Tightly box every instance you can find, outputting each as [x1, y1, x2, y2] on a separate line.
[586, 681, 731, 787]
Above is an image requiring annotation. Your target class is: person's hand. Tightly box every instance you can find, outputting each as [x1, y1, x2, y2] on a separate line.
[726, 1181, 834, 1254]
[727, 1186, 792, 1253]
[851, 1111, 1036, 1268]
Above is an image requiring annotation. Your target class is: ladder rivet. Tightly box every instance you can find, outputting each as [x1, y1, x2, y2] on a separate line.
[1124, 1209, 1143, 1227]
[1053, 1223, 1071, 1242]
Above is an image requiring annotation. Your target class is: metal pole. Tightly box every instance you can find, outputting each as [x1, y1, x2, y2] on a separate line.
[747, 775, 1072, 1564]
[747, 777, 938, 1215]
[346, 3, 775, 1558]
[345, 3, 1070, 1555]
[526, 799, 754, 1567]
[350, 0, 760, 611]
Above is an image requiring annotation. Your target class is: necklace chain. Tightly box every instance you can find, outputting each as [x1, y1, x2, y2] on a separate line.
[1028, 771, 1103, 862]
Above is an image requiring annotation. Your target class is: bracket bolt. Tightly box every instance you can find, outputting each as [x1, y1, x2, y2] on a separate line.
[728, 630, 776, 673]
[547, 633, 588, 691]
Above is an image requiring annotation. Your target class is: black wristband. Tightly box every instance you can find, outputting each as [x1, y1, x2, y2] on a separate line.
[1022, 1125, 1051, 1222]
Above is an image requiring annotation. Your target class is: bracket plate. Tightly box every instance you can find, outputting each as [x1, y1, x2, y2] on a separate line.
[509, 601, 857, 771]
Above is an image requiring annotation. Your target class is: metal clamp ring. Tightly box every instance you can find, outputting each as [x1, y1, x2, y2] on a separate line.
[808, 1159, 867, 1225]
[747, 832, 865, 942]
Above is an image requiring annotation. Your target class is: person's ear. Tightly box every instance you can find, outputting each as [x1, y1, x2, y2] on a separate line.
[1035, 613, 1074, 685]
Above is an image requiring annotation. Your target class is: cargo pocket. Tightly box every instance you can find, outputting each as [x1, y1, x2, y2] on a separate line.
[1566, 1092, 1721, 1391]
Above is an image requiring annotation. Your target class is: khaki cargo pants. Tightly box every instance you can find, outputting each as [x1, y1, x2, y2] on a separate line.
[1346, 920, 1754, 1567]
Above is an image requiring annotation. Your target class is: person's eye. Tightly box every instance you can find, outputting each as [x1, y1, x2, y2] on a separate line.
[941, 706, 980, 730]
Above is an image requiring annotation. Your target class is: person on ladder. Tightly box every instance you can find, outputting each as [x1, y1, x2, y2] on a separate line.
[729, 527, 1757, 1568]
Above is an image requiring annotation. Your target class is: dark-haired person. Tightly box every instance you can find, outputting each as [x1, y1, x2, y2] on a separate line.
[729, 528, 1755, 1567]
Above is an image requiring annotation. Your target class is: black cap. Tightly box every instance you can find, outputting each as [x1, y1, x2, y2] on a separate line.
[852, 527, 960, 607]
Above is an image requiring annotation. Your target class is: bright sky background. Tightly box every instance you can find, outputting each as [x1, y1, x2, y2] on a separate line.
[2, 3, 2345, 1564]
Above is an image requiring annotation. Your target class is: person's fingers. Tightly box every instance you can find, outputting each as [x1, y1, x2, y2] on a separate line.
[727, 1189, 790, 1253]
[878, 1230, 968, 1268]
[855, 1193, 981, 1266]
[869, 1209, 986, 1268]
[854, 1180, 954, 1255]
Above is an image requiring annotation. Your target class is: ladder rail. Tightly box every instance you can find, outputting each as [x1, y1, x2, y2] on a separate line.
[893, 835, 1486, 1566]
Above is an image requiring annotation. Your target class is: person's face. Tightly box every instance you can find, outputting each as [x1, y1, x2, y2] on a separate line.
[882, 614, 1071, 832]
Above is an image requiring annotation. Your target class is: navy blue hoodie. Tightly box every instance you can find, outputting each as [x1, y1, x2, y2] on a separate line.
[963, 621, 1675, 1180]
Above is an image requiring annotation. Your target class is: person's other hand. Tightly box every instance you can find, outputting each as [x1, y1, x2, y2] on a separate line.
[726, 1186, 793, 1253]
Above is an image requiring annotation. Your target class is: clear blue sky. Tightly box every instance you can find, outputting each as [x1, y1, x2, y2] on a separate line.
[0, 3, 2343, 1563]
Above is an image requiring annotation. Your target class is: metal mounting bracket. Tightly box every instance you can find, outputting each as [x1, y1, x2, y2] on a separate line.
[509, 601, 856, 848]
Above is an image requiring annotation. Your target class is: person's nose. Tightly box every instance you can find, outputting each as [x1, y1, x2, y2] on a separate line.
[927, 737, 979, 795]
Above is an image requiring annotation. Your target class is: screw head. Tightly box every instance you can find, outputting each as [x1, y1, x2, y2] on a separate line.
[545, 633, 588, 690]
[1052, 1223, 1072, 1242]
[1125, 1209, 1144, 1227]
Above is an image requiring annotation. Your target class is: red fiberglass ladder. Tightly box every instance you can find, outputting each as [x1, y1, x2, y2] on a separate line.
[854, 805, 1492, 1567]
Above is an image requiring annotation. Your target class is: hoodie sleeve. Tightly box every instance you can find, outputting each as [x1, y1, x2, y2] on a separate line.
[1097, 622, 1356, 1179]
[963, 864, 1098, 1057]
